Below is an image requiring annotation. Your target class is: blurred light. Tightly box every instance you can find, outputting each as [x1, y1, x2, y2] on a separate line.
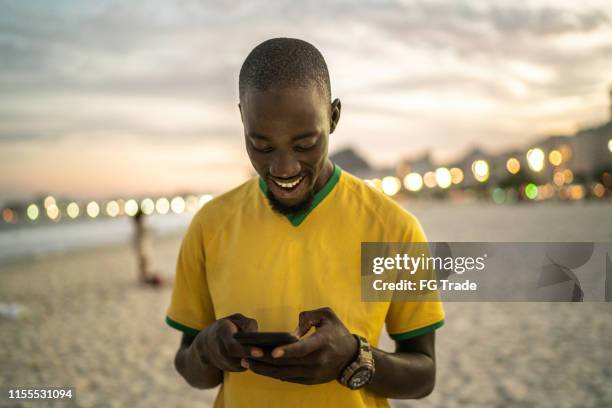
[548, 150, 563, 166]
[403, 173, 423, 192]
[185, 195, 199, 212]
[524, 183, 538, 200]
[471, 160, 489, 182]
[46, 204, 60, 221]
[435, 167, 452, 189]
[539, 184, 555, 200]
[592, 183, 605, 198]
[27, 204, 39, 221]
[171, 196, 186, 214]
[506, 158, 521, 175]
[559, 144, 572, 161]
[2, 208, 16, 223]
[66, 202, 80, 219]
[449, 167, 464, 184]
[141, 198, 155, 215]
[526, 148, 545, 172]
[608, 138, 612, 152]
[199, 194, 213, 207]
[553, 171, 565, 187]
[44, 196, 56, 209]
[423, 171, 437, 188]
[117, 199, 126, 216]
[124, 199, 139, 216]
[568, 185, 585, 200]
[106, 200, 120, 218]
[381, 176, 401, 196]
[492, 188, 506, 204]
[155, 198, 170, 215]
[562, 169, 573, 184]
[86, 201, 100, 218]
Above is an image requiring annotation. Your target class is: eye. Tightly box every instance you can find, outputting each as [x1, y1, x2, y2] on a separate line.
[250, 140, 273, 153]
[294, 139, 317, 152]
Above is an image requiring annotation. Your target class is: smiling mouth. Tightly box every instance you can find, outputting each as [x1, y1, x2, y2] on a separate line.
[272, 175, 305, 190]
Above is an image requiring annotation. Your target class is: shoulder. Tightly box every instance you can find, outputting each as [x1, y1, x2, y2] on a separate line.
[190, 177, 260, 236]
[339, 170, 426, 240]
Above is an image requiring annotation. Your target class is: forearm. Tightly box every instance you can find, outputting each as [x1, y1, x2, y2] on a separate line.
[174, 337, 223, 389]
[365, 348, 435, 399]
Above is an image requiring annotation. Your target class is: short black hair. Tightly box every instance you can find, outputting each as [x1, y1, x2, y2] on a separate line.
[239, 37, 331, 101]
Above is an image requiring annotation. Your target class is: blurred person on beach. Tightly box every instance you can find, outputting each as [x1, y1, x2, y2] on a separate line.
[166, 38, 444, 407]
[133, 209, 163, 287]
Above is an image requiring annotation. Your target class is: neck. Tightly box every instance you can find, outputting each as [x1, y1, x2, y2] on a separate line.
[314, 159, 334, 194]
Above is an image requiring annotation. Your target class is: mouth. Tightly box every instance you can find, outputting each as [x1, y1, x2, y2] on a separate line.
[272, 175, 304, 190]
[267, 174, 308, 202]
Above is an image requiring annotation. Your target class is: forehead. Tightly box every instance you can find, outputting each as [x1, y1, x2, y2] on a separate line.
[241, 87, 328, 135]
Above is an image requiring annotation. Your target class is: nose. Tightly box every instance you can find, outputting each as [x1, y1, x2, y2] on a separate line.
[269, 151, 301, 179]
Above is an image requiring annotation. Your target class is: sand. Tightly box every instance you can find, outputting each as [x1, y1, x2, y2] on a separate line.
[1, 202, 611, 407]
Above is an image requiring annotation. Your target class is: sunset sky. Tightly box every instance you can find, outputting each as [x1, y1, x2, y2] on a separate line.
[1, 0, 611, 202]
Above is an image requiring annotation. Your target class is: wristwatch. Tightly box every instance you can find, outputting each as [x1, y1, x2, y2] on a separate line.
[338, 334, 375, 390]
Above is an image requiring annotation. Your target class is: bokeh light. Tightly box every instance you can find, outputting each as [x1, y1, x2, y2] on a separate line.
[568, 185, 585, 200]
[403, 173, 423, 192]
[492, 188, 506, 204]
[526, 148, 545, 172]
[506, 158, 520, 174]
[106, 200, 120, 217]
[435, 167, 452, 189]
[46, 204, 60, 221]
[381, 176, 401, 196]
[563, 169, 573, 184]
[2, 208, 16, 223]
[449, 167, 464, 184]
[43, 196, 56, 209]
[559, 144, 572, 161]
[592, 183, 605, 198]
[199, 194, 213, 207]
[423, 171, 437, 188]
[171, 196, 186, 214]
[141, 198, 155, 215]
[66, 202, 80, 219]
[86, 201, 100, 218]
[525, 183, 538, 200]
[155, 198, 170, 215]
[124, 199, 139, 216]
[471, 160, 489, 182]
[608, 138, 612, 153]
[185, 195, 199, 212]
[27, 204, 39, 221]
[553, 171, 565, 187]
[548, 150, 562, 166]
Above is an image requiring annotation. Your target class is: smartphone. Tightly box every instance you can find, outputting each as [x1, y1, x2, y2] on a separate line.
[233, 332, 298, 348]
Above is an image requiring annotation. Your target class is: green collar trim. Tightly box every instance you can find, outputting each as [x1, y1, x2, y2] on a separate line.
[258, 164, 342, 227]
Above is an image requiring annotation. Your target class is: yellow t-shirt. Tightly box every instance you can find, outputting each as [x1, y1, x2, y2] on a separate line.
[166, 165, 445, 407]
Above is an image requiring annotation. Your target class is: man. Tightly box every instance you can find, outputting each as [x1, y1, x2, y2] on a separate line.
[166, 38, 445, 407]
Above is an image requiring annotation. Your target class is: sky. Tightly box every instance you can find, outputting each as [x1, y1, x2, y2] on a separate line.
[1, 0, 611, 202]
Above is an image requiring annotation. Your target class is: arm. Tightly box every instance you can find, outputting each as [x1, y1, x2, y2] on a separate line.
[367, 331, 436, 399]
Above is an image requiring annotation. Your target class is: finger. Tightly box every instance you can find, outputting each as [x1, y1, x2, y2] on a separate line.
[217, 321, 252, 358]
[294, 307, 335, 337]
[246, 359, 308, 381]
[272, 332, 326, 359]
[248, 353, 316, 366]
[226, 313, 259, 333]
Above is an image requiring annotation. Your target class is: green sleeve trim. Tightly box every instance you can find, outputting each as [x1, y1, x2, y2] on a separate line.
[165, 316, 201, 337]
[389, 320, 445, 341]
[258, 163, 342, 227]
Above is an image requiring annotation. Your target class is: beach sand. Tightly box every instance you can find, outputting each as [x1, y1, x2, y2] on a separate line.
[1, 202, 611, 407]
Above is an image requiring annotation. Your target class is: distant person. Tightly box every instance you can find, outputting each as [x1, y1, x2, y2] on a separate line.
[166, 38, 445, 407]
[133, 209, 163, 287]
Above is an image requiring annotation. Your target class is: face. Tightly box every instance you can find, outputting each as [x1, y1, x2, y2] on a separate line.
[240, 86, 341, 212]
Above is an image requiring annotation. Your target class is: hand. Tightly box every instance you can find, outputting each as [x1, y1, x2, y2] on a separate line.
[193, 313, 259, 372]
[244, 307, 358, 385]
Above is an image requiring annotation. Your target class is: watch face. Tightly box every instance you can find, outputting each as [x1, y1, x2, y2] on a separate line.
[349, 367, 373, 389]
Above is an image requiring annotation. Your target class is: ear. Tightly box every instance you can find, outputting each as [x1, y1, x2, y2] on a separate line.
[238, 103, 244, 124]
[330, 98, 341, 134]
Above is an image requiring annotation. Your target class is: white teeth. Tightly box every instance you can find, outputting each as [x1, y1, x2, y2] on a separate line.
[274, 176, 304, 189]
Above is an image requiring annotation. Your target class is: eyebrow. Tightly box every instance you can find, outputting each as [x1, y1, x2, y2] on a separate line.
[249, 130, 319, 141]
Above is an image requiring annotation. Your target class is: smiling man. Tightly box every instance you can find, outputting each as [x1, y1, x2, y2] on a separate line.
[166, 38, 445, 407]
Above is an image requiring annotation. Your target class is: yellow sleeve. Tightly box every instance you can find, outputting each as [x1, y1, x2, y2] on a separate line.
[165, 216, 216, 336]
[385, 211, 445, 340]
